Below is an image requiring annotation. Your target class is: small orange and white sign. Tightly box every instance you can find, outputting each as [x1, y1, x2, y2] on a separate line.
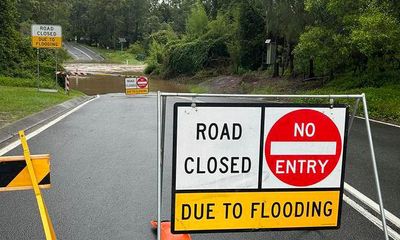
[125, 76, 149, 95]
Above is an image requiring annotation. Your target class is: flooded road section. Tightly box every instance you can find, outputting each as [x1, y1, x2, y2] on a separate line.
[64, 63, 188, 95]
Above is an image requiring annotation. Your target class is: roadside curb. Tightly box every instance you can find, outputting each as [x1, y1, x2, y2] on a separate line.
[0, 95, 95, 149]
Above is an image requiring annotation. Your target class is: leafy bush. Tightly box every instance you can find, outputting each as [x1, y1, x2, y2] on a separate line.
[144, 62, 159, 75]
[128, 42, 145, 55]
[144, 40, 165, 74]
[186, 1, 209, 38]
[163, 37, 229, 77]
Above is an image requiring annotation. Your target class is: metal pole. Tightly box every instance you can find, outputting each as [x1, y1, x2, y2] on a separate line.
[362, 93, 389, 240]
[348, 98, 361, 133]
[55, 50, 58, 89]
[159, 92, 363, 99]
[161, 96, 167, 193]
[37, 48, 40, 90]
[157, 91, 162, 240]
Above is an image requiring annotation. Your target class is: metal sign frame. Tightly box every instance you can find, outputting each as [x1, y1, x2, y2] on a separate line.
[156, 92, 389, 240]
[170, 102, 349, 233]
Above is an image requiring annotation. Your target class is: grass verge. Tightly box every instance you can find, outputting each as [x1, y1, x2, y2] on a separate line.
[304, 84, 400, 125]
[86, 46, 144, 65]
[0, 76, 84, 128]
[247, 74, 400, 125]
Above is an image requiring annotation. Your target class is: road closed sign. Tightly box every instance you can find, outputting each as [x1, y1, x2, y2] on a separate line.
[125, 76, 149, 95]
[172, 103, 348, 233]
[31, 24, 62, 48]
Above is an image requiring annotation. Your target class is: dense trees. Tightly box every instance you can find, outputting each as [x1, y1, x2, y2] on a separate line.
[0, 0, 20, 74]
[1, 0, 399, 84]
[294, 0, 400, 83]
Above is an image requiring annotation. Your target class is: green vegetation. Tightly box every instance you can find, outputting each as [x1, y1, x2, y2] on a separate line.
[85, 46, 144, 65]
[0, 76, 84, 127]
[5, 0, 400, 83]
[0, 0, 69, 80]
[1, 0, 399, 125]
[246, 75, 400, 124]
[0, 76, 55, 88]
[134, 0, 400, 96]
[304, 84, 400, 125]
[188, 84, 208, 94]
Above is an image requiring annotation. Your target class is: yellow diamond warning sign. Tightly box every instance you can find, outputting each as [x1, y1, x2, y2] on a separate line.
[172, 103, 348, 233]
[31, 25, 62, 49]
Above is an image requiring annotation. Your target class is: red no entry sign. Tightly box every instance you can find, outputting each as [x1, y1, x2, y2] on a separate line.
[137, 76, 148, 88]
[265, 109, 342, 186]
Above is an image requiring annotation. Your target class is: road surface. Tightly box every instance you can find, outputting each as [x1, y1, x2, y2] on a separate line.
[0, 93, 399, 239]
[64, 42, 104, 62]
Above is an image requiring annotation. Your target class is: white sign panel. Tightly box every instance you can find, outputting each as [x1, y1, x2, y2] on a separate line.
[175, 106, 261, 190]
[31, 25, 62, 37]
[125, 77, 137, 88]
[261, 107, 347, 189]
[173, 103, 348, 190]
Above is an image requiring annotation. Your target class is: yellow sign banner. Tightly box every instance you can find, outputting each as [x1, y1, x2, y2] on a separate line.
[173, 191, 340, 232]
[32, 36, 62, 49]
[126, 88, 149, 95]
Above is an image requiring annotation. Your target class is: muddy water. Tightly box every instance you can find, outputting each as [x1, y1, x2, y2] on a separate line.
[70, 75, 189, 95]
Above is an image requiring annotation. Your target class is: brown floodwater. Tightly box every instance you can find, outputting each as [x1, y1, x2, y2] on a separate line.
[70, 75, 189, 95]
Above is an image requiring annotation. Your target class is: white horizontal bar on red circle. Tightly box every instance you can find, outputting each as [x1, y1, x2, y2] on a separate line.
[270, 141, 337, 155]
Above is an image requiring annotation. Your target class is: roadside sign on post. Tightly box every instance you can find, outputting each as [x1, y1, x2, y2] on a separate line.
[171, 103, 348, 233]
[31, 25, 62, 49]
[125, 76, 149, 95]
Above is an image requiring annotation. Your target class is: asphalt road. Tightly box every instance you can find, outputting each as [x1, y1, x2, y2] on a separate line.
[0, 93, 399, 239]
[64, 42, 104, 62]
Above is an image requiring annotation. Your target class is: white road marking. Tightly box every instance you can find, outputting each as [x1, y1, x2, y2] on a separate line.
[73, 46, 93, 60]
[0, 95, 99, 156]
[66, 48, 79, 59]
[345, 183, 400, 229]
[79, 45, 104, 60]
[64, 42, 79, 59]
[343, 195, 400, 240]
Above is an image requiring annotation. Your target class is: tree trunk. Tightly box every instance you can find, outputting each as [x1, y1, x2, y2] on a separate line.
[309, 58, 314, 78]
[273, 37, 279, 77]
[288, 42, 295, 77]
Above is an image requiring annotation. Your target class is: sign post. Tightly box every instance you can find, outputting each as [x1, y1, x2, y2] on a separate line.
[156, 93, 389, 240]
[31, 24, 62, 91]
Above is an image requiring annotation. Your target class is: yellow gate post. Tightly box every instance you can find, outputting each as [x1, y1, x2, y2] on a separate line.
[19, 130, 57, 240]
